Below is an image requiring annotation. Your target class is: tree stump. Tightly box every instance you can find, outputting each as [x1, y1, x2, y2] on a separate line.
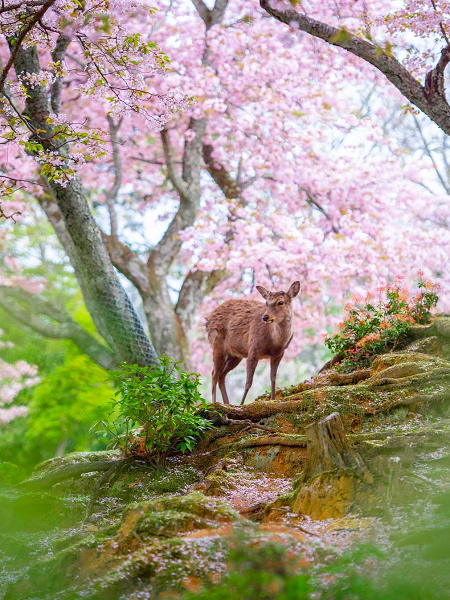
[292, 412, 373, 519]
[302, 412, 367, 481]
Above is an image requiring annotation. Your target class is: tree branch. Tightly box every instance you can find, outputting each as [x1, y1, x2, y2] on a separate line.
[160, 128, 189, 199]
[105, 115, 123, 238]
[37, 185, 77, 256]
[192, 0, 228, 29]
[300, 186, 339, 233]
[412, 114, 450, 193]
[0, 0, 51, 14]
[0, 286, 118, 370]
[182, 117, 207, 195]
[425, 44, 450, 100]
[203, 143, 246, 199]
[149, 118, 206, 277]
[50, 33, 70, 114]
[260, 0, 450, 136]
[0, 0, 57, 91]
[101, 232, 151, 297]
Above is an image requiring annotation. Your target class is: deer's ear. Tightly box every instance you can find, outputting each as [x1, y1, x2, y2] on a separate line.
[256, 285, 270, 299]
[287, 281, 301, 298]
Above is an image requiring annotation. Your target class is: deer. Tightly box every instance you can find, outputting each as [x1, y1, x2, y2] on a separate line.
[206, 281, 301, 405]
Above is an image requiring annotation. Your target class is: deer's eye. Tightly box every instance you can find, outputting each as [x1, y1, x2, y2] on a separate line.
[277, 301, 284, 306]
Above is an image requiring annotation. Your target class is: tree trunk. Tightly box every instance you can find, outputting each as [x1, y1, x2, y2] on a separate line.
[47, 179, 158, 367]
[143, 291, 192, 370]
[13, 44, 158, 367]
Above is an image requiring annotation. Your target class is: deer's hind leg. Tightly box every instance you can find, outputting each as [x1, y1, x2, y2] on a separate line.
[211, 344, 225, 404]
[219, 355, 242, 405]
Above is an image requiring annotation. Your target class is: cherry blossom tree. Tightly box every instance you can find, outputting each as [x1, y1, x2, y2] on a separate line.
[2, 0, 450, 376]
[0, 0, 186, 367]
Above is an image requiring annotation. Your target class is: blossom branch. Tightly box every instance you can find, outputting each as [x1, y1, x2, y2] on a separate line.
[0, 0, 57, 91]
[260, 0, 450, 135]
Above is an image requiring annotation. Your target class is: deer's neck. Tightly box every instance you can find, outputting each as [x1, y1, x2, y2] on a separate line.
[271, 315, 293, 347]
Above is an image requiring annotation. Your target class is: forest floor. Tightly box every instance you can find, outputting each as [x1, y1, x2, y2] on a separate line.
[3, 318, 450, 599]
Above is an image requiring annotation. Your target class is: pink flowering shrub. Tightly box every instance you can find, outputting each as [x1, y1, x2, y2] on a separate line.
[325, 275, 440, 372]
[0, 356, 40, 425]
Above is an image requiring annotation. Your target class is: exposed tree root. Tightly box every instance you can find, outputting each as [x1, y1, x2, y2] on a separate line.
[84, 455, 149, 520]
[327, 369, 372, 385]
[237, 435, 306, 448]
[20, 455, 147, 491]
[318, 352, 343, 373]
[202, 412, 279, 443]
[207, 400, 307, 421]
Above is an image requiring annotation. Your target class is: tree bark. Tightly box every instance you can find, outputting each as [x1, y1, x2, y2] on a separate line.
[143, 289, 191, 367]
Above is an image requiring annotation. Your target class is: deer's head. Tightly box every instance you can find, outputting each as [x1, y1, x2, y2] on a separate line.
[256, 281, 301, 324]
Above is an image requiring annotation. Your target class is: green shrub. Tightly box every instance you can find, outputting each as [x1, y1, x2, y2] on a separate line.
[325, 276, 439, 372]
[94, 356, 213, 466]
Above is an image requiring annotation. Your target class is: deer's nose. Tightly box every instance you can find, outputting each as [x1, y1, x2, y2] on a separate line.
[262, 315, 269, 322]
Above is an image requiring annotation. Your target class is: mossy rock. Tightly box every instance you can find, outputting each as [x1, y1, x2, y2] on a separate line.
[136, 509, 210, 537]
[107, 463, 201, 501]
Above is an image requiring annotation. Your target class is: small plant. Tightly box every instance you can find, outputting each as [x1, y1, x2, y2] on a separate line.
[94, 356, 213, 467]
[325, 275, 440, 373]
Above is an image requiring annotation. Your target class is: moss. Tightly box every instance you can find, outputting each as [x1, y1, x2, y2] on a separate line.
[108, 463, 201, 500]
[138, 492, 240, 521]
[0, 489, 83, 533]
[0, 461, 25, 485]
[136, 510, 209, 537]
[2, 533, 100, 600]
[3, 493, 241, 600]
[33, 450, 121, 477]
[370, 352, 448, 373]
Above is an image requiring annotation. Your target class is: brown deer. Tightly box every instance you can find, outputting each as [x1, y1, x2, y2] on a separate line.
[206, 281, 300, 405]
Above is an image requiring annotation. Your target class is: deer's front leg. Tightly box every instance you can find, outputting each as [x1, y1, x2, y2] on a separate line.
[240, 355, 259, 406]
[270, 353, 283, 401]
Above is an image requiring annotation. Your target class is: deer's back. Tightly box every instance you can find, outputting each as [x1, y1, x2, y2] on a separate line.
[206, 299, 264, 353]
